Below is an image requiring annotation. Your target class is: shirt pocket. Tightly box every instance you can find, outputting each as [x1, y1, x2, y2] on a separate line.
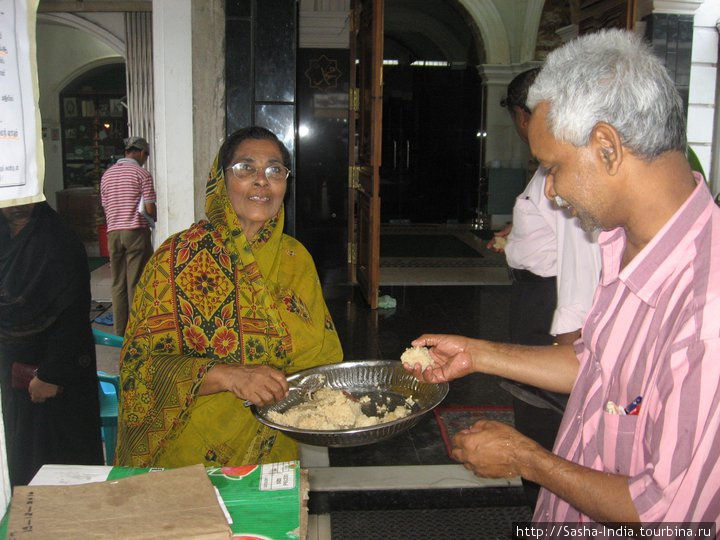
[600, 412, 638, 475]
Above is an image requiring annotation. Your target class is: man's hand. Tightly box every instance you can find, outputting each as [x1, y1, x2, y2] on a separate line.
[28, 376, 61, 403]
[406, 334, 476, 382]
[451, 419, 539, 478]
[486, 224, 512, 253]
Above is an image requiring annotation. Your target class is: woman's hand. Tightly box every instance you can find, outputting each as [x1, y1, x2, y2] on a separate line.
[28, 376, 61, 403]
[406, 334, 476, 382]
[201, 364, 289, 406]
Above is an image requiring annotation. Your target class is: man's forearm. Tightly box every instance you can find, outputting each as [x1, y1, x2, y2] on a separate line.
[554, 330, 581, 345]
[145, 202, 157, 221]
[469, 339, 579, 393]
[520, 443, 640, 525]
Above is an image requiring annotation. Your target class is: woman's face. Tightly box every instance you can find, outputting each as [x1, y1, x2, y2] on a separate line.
[225, 138, 287, 239]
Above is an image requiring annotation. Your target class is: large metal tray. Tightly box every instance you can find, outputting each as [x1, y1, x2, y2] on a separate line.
[251, 360, 448, 447]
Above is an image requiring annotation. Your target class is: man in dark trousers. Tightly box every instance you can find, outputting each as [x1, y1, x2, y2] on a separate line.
[100, 136, 156, 337]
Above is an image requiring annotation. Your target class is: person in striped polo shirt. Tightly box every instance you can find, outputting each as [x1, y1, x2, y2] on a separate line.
[409, 29, 720, 532]
[100, 136, 156, 337]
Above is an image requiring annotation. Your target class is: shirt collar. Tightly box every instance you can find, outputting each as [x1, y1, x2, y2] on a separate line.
[598, 173, 714, 306]
[117, 157, 140, 166]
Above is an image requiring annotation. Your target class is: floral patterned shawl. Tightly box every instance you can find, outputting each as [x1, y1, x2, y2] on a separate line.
[115, 150, 343, 467]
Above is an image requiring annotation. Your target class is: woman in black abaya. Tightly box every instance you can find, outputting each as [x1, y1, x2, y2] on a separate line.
[0, 202, 103, 486]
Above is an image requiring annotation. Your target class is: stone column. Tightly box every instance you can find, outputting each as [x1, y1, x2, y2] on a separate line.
[479, 64, 538, 168]
[152, 0, 195, 242]
[478, 63, 540, 228]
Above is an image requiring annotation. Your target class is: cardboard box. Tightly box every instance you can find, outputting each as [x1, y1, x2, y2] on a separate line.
[5, 464, 231, 538]
[1, 462, 307, 539]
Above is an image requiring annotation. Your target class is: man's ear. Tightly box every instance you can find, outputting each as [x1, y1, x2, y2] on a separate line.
[515, 107, 531, 132]
[590, 122, 623, 175]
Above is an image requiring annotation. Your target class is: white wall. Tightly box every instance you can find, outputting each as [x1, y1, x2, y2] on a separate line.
[152, 0, 195, 241]
[36, 17, 124, 208]
[0, 390, 9, 519]
[689, 0, 720, 193]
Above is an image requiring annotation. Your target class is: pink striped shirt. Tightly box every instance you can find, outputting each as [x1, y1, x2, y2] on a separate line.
[100, 158, 156, 232]
[534, 175, 720, 529]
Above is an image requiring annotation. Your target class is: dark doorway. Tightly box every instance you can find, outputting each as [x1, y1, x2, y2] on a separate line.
[380, 63, 482, 224]
[381, 0, 483, 225]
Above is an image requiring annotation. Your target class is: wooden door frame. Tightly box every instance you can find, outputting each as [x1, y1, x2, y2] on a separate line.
[348, 0, 383, 309]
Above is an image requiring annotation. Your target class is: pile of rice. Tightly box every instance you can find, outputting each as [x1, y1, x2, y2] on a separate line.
[267, 388, 414, 430]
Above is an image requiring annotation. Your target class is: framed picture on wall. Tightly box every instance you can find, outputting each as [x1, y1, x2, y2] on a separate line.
[81, 100, 95, 117]
[63, 97, 78, 118]
[109, 99, 124, 117]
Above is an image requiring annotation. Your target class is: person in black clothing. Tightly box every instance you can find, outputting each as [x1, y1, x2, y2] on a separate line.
[0, 202, 103, 486]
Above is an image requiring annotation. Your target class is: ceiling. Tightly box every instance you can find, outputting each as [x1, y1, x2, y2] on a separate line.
[383, 0, 483, 66]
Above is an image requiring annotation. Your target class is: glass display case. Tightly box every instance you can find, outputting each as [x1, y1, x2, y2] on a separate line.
[59, 93, 128, 189]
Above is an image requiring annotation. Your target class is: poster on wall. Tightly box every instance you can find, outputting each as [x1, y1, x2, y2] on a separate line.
[0, 0, 44, 208]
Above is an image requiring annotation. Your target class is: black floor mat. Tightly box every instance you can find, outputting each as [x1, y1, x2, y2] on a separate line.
[330, 506, 533, 539]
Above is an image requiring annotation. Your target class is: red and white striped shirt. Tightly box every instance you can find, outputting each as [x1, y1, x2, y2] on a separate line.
[100, 158, 156, 232]
[534, 174, 720, 529]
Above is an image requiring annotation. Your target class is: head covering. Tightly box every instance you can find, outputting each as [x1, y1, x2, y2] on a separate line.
[115, 140, 342, 468]
[124, 136, 150, 153]
[0, 203, 89, 338]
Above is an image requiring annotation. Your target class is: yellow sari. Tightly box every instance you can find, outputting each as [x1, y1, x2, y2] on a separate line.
[115, 151, 343, 467]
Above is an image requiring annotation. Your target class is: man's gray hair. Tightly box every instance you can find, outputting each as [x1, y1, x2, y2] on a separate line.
[526, 29, 686, 160]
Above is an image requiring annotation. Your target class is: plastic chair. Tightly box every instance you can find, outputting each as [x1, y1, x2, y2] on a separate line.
[93, 327, 123, 348]
[93, 327, 123, 464]
[97, 371, 120, 465]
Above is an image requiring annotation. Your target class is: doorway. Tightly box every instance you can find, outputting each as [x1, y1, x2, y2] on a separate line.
[381, 0, 483, 226]
[380, 63, 482, 224]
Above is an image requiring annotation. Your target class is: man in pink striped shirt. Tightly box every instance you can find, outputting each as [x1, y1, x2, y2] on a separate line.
[100, 136, 157, 337]
[410, 29, 720, 532]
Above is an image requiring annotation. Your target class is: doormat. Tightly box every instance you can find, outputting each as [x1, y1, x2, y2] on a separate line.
[433, 405, 514, 458]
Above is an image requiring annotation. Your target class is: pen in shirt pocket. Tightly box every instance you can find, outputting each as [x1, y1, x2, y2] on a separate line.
[624, 395, 642, 415]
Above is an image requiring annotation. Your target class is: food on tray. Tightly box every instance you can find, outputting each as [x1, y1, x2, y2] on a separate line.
[267, 388, 413, 430]
[401, 346, 435, 371]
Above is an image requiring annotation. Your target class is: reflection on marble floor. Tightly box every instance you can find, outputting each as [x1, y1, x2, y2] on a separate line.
[90, 269, 517, 468]
[322, 284, 513, 468]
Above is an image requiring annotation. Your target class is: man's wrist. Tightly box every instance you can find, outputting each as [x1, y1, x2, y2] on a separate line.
[513, 435, 550, 485]
[468, 339, 495, 375]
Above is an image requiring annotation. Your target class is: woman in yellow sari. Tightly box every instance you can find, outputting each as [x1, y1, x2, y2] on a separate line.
[115, 127, 343, 467]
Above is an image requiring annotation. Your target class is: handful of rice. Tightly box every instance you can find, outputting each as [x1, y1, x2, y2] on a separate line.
[401, 346, 435, 371]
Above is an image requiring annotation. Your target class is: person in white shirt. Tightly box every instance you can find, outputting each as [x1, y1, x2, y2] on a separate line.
[487, 68, 602, 506]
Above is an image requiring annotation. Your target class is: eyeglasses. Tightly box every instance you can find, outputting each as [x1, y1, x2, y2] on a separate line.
[227, 162, 290, 183]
